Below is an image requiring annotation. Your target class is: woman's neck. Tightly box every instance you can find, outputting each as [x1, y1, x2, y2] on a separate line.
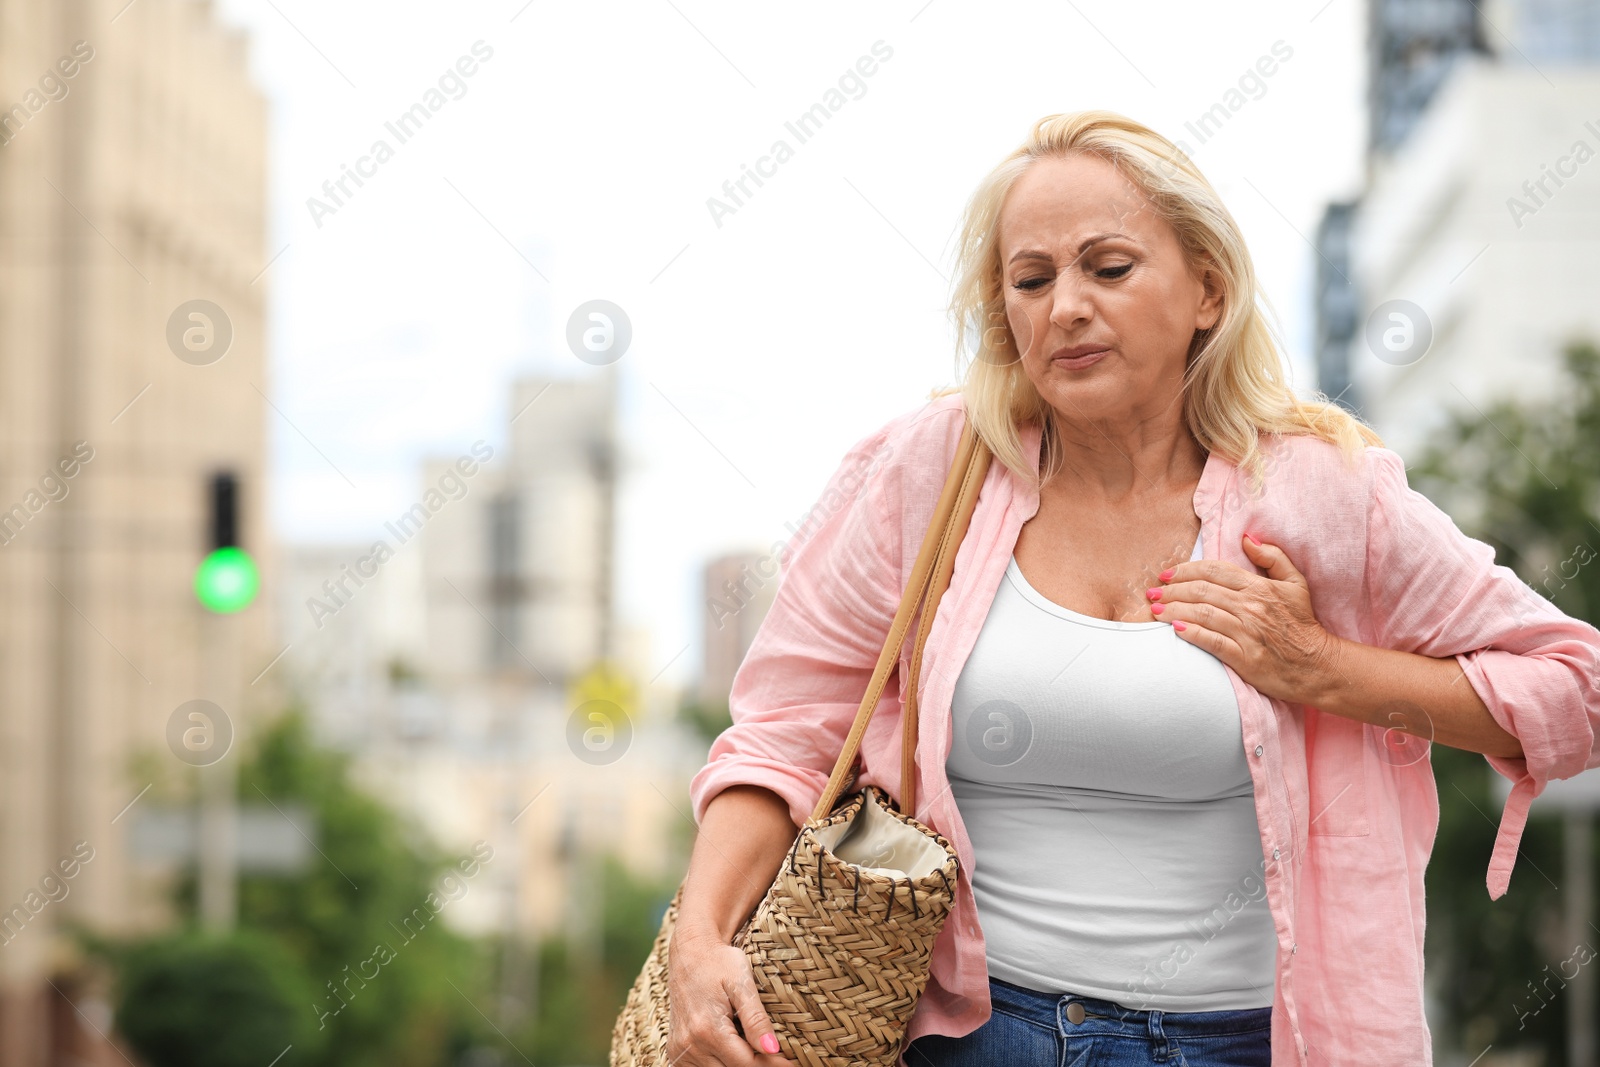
[1040, 411, 1207, 501]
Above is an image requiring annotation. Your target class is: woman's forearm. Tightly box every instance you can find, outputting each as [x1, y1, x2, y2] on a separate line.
[673, 784, 798, 946]
[1306, 636, 1525, 759]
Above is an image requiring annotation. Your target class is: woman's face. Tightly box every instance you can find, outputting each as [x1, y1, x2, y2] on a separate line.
[995, 151, 1222, 435]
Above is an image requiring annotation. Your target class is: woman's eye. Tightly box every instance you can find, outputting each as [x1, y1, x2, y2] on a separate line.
[1095, 263, 1133, 279]
[1013, 276, 1051, 292]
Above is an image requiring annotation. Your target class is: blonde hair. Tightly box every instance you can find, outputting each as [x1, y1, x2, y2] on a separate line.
[935, 110, 1382, 494]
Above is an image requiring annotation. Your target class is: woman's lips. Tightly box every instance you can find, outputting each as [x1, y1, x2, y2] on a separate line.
[1052, 348, 1109, 369]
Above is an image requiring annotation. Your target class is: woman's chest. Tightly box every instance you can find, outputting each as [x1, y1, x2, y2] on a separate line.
[1011, 486, 1204, 623]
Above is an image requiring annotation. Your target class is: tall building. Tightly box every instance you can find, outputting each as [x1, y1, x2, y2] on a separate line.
[1366, 0, 1487, 160]
[1497, 0, 1600, 63]
[1316, 0, 1600, 450]
[424, 370, 620, 692]
[1314, 0, 1486, 415]
[1312, 202, 1361, 413]
[278, 367, 697, 975]
[1350, 59, 1600, 459]
[0, 1, 270, 1064]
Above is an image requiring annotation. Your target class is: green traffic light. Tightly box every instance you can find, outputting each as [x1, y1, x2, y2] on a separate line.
[195, 546, 259, 613]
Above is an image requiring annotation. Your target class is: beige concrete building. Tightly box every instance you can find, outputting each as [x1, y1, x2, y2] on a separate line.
[0, 0, 270, 1062]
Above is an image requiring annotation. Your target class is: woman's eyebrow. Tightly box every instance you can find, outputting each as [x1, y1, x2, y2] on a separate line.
[1006, 232, 1133, 266]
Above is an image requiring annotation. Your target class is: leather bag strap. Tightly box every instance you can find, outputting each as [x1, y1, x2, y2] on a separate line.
[901, 426, 989, 815]
[808, 414, 992, 824]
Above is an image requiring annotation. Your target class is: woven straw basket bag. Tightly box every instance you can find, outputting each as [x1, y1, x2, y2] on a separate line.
[610, 418, 993, 1067]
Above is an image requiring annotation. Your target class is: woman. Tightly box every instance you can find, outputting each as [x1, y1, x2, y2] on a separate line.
[665, 111, 1600, 1067]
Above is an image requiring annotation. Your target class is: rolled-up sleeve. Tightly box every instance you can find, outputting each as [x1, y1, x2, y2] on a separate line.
[1361, 445, 1600, 898]
[687, 423, 906, 832]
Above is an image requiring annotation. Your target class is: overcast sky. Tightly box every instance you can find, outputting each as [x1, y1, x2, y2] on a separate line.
[212, 0, 1367, 691]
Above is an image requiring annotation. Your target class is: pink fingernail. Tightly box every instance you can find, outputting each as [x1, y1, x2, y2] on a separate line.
[762, 1033, 780, 1054]
[1173, 621, 1187, 632]
[1245, 532, 1261, 546]
[1158, 568, 1174, 582]
[1151, 603, 1164, 615]
[1145, 587, 1162, 601]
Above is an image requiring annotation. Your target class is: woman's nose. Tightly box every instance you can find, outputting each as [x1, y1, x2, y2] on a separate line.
[1049, 276, 1094, 331]
[1043, 283, 1094, 337]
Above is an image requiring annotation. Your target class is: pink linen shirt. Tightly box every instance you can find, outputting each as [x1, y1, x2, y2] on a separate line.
[686, 392, 1600, 1066]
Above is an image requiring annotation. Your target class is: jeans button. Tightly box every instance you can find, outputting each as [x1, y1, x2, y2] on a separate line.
[1066, 1002, 1086, 1025]
[1254, 744, 1264, 757]
[1273, 848, 1280, 860]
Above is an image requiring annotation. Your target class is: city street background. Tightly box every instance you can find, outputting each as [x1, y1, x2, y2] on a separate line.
[0, 1, 1596, 1065]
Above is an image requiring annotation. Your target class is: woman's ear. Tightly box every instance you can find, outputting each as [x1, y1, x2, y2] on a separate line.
[1195, 262, 1224, 332]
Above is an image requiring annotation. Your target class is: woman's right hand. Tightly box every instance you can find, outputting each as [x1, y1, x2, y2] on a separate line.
[666, 928, 792, 1066]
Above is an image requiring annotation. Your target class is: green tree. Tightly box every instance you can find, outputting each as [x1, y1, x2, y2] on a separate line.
[238, 712, 493, 1065]
[1409, 338, 1600, 1063]
[114, 930, 326, 1067]
[678, 695, 733, 747]
[152, 711, 494, 1067]
[107, 707, 698, 1065]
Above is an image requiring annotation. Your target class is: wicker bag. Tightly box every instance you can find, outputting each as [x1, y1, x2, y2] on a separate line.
[611, 418, 992, 1067]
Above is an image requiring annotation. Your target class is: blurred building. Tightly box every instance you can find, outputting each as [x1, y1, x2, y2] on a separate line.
[1312, 201, 1361, 412]
[1366, 0, 1487, 160]
[278, 368, 700, 971]
[1313, 0, 1488, 418]
[1316, 0, 1600, 458]
[1496, 0, 1600, 63]
[1351, 59, 1600, 458]
[277, 541, 430, 749]
[425, 371, 620, 693]
[699, 551, 778, 707]
[0, 0, 270, 1064]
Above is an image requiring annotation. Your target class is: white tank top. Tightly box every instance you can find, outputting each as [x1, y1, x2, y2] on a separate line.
[946, 533, 1277, 1010]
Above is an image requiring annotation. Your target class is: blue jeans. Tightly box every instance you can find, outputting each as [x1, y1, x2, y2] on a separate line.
[904, 976, 1272, 1067]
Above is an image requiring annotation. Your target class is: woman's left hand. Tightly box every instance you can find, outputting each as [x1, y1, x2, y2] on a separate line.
[1149, 534, 1346, 705]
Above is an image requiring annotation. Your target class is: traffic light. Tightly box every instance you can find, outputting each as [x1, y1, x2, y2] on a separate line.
[194, 471, 258, 613]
